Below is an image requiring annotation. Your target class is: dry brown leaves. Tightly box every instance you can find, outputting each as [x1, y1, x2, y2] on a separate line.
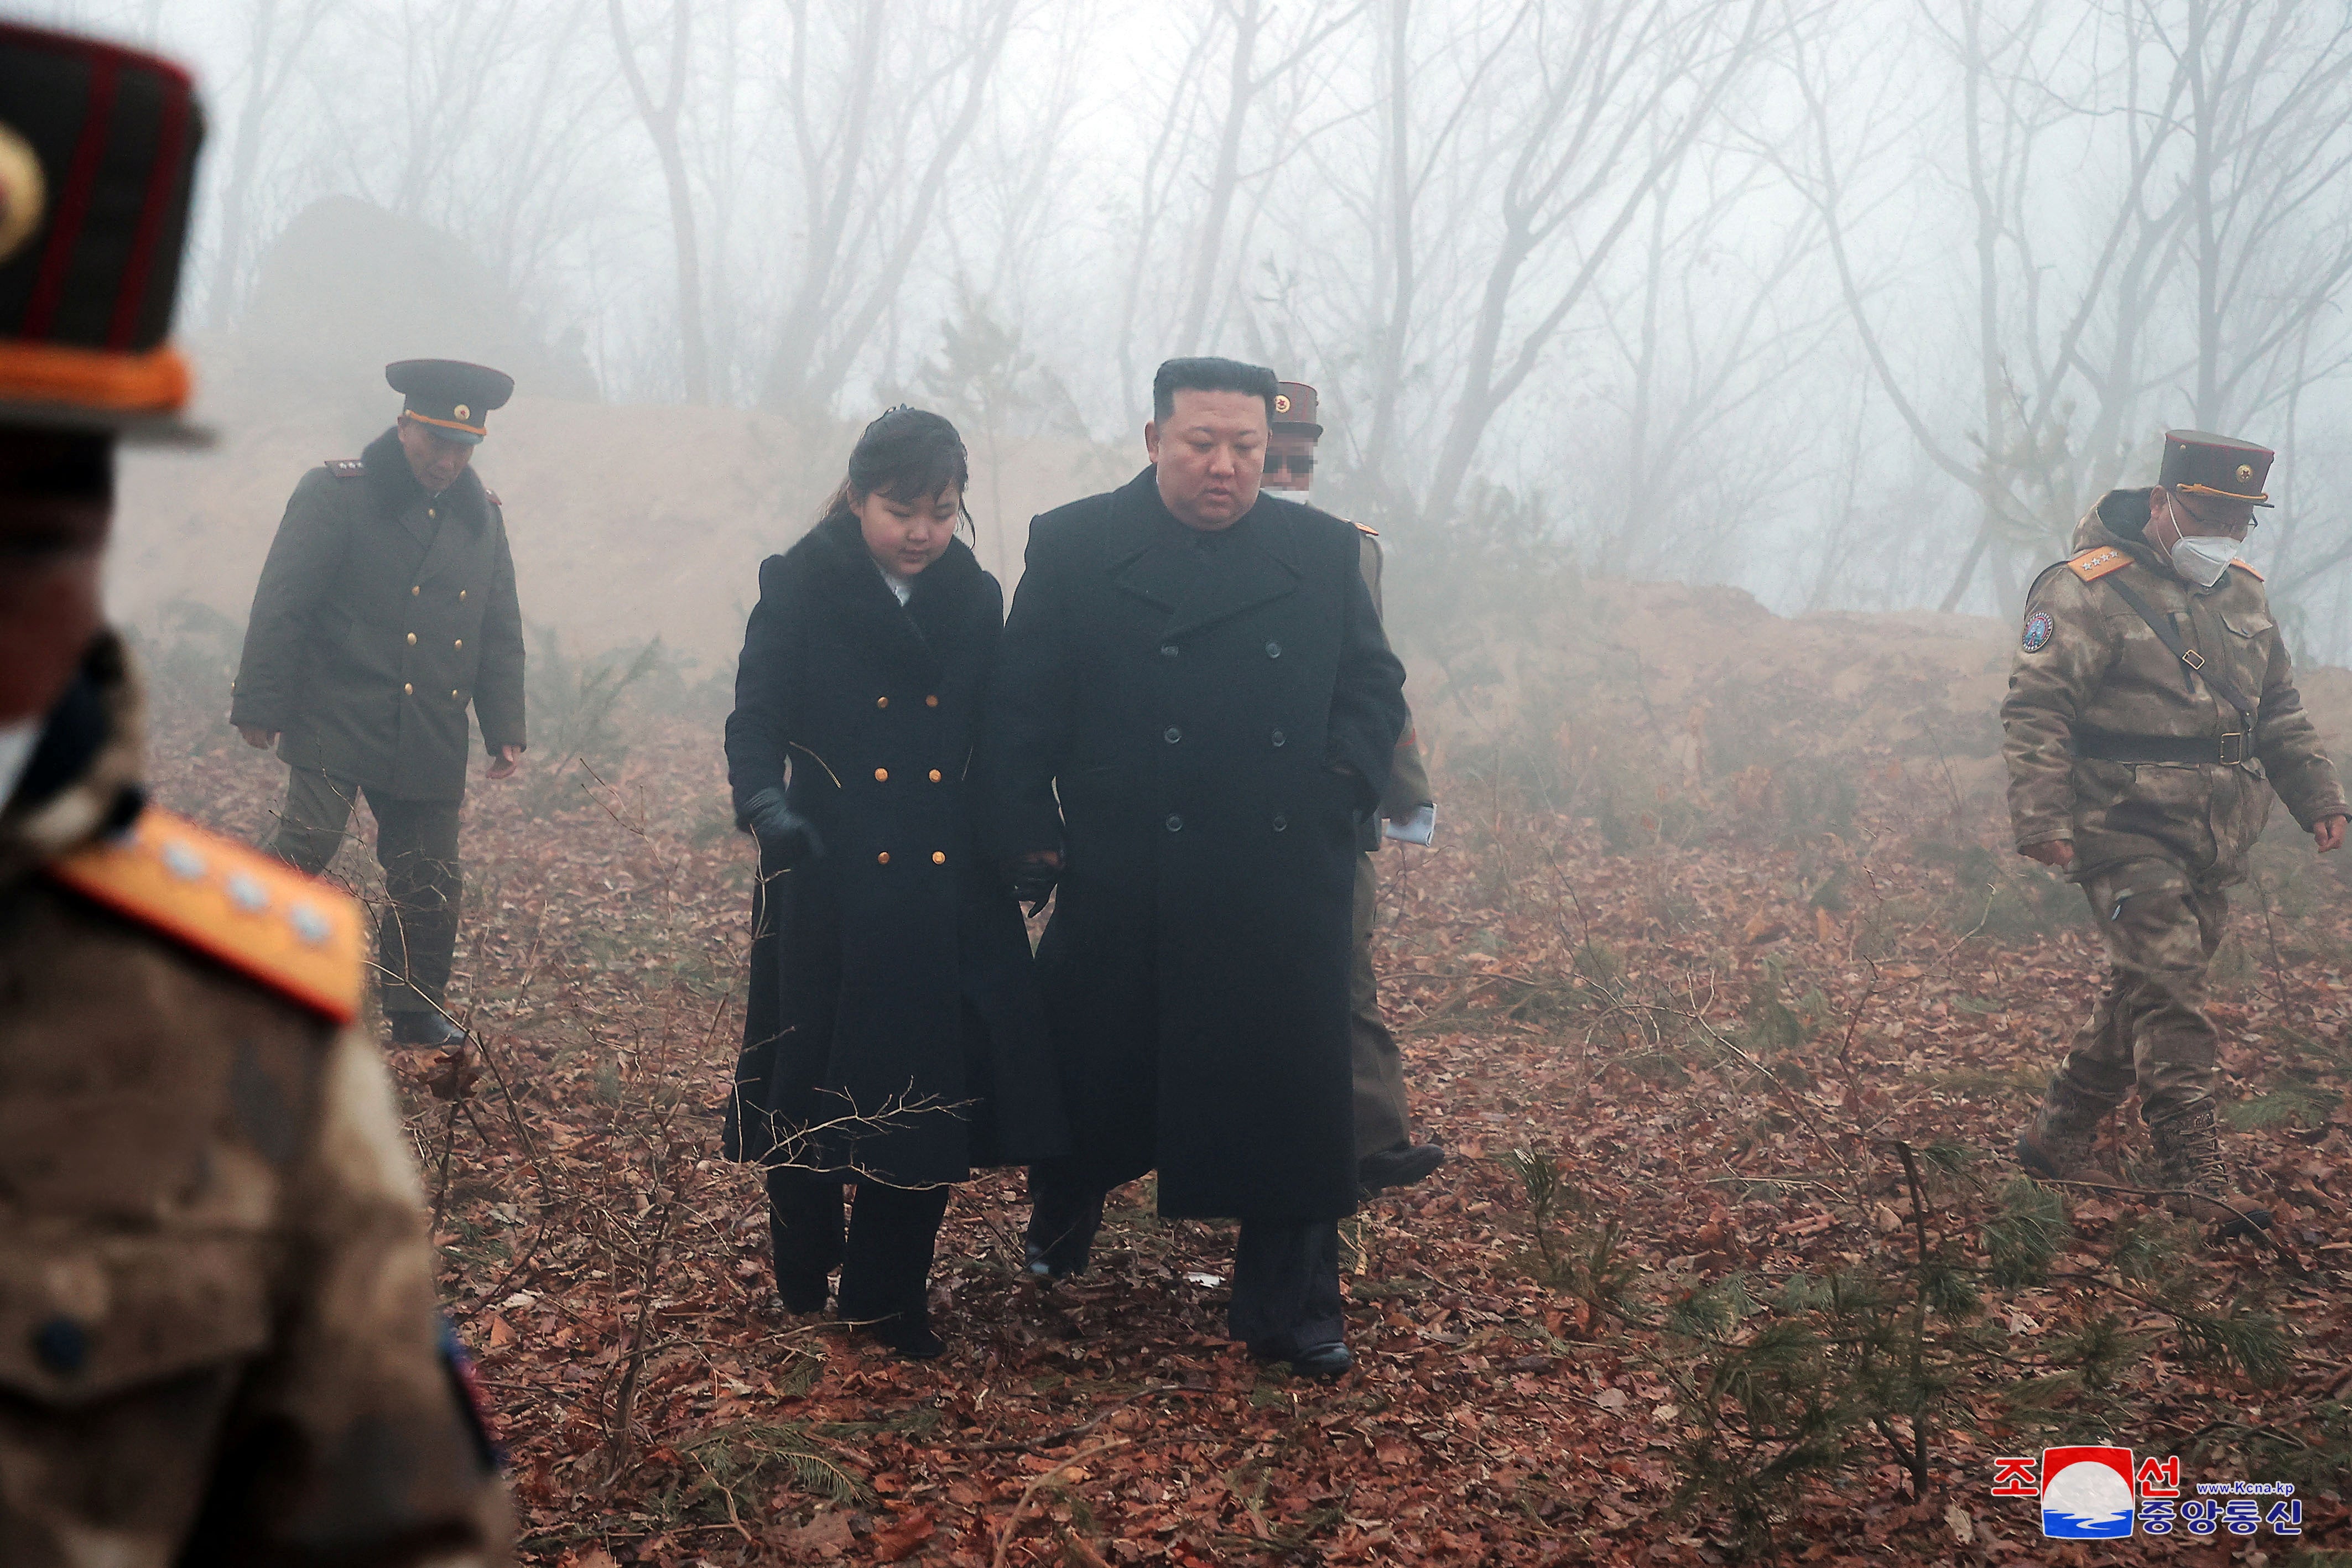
[141, 695, 2352, 1567]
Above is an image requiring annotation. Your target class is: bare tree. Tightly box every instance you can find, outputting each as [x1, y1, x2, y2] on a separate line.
[757, 0, 1022, 413]
[610, 0, 710, 402]
[205, 0, 336, 327]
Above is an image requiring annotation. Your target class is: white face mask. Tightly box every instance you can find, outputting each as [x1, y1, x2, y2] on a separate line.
[0, 719, 38, 811]
[2169, 533, 2236, 588]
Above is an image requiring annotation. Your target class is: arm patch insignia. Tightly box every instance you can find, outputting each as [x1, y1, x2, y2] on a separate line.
[2068, 546, 2130, 581]
[2021, 611, 2055, 652]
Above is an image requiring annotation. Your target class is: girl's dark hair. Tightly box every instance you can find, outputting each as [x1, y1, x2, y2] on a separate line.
[819, 405, 972, 534]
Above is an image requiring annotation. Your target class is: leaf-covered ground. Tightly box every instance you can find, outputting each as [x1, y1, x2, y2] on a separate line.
[142, 685, 2352, 1567]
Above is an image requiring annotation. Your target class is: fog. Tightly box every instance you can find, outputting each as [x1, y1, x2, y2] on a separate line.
[27, 0, 2352, 660]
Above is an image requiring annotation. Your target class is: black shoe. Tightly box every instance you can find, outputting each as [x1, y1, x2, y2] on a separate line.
[1023, 1241, 1087, 1280]
[853, 1312, 946, 1361]
[388, 1010, 466, 1047]
[1357, 1142, 1445, 1195]
[1255, 1341, 1351, 1379]
[776, 1269, 830, 1315]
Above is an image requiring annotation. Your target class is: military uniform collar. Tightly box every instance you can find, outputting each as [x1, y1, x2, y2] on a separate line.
[0, 632, 145, 885]
[359, 425, 488, 531]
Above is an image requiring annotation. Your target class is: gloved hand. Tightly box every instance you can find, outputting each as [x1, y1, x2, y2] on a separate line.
[741, 786, 825, 870]
[1006, 852, 1060, 916]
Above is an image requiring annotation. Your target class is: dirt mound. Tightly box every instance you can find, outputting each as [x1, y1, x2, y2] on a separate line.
[1400, 577, 2352, 827]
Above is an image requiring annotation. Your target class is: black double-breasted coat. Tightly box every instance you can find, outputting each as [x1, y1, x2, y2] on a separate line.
[722, 515, 1066, 1187]
[980, 469, 1410, 1222]
[231, 426, 526, 801]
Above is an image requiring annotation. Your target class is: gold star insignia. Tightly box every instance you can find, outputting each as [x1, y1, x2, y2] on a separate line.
[0, 123, 48, 265]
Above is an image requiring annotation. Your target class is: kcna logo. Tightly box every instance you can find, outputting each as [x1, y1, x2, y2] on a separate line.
[1991, 1447, 2301, 1539]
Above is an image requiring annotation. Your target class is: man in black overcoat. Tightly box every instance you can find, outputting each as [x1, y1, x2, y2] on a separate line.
[231, 360, 527, 1045]
[982, 357, 1409, 1377]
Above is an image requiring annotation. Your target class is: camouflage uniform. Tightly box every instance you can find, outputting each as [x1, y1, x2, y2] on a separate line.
[0, 638, 513, 1562]
[2002, 486, 2345, 1221]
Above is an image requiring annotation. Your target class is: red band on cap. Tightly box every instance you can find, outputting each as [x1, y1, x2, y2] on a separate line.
[23, 54, 119, 339]
[110, 72, 192, 350]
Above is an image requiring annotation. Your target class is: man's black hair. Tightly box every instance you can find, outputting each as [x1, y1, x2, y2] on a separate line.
[1152, 357, 1278, 423]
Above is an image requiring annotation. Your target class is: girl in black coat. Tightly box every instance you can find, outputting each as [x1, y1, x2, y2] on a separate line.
[722, 409, 1064, 1358]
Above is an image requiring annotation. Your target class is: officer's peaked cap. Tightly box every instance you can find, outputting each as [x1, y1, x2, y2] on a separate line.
[388, 359, 514, 445]
[2160, 429, 2273, 508]
[1272, 381, 1321, 439]
[0, 23, 207, 442]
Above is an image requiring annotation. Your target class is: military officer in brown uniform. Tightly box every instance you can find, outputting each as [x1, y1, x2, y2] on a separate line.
[232, 360, 527, 1045]
[2004, 430, 2348, 1237]
[0, 22, 511, 1558]
[1263, 382, 1445, 1195]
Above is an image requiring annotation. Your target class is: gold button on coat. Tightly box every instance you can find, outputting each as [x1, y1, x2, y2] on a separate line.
[450, 690, 460, 699]
[925, 695, 939, 707]
[411, 585, 420, 596]
[406, 632, 417, 644]
[928, 769, 943, 783]
[931, 851, 946, 864]
[874, 768, 888, 782]
[876, 696, 889, 709]
[403, 683, 413, 695]
[454, 638, 462, 649]
[459, 589, 467, 601]
[877, 851, 891, 865]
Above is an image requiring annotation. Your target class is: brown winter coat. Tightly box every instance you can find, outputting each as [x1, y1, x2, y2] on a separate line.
[2001, 489, 2346, 879]
[231, 426, 525, 800]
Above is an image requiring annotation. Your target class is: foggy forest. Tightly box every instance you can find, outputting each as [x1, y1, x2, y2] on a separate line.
[17, 0, 2352, 1563]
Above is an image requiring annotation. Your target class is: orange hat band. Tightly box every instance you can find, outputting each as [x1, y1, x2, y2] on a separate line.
[402, 409, 487, 436]
[2174, 481, 2270, 504]
[0, 337, 189, 413]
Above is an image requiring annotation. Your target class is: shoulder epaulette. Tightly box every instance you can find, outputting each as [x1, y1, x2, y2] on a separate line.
[2068, 546, 2131, 581]
[43, 809, 365, 1023]
[1355, 522, 1379, 538]
[485, 489, 501, 508]
[325, 458, 365, 478]
[2231, 558, 2264, 580]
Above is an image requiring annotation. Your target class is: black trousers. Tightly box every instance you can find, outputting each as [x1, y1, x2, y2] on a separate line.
[1025, 1160, 1346, 1359]
[767, 1168, 953, 1323]
[270, 768, 462, 1017]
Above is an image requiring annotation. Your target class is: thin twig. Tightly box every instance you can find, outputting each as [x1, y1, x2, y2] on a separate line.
[990, 1436, 1131, 1568]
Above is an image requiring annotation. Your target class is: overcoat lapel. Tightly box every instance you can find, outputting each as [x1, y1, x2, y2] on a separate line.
[1163, 525, 1299, 639]
[813, 514, 950, 686]
[413, 471, 490, 586]
[361, 428, 436, 551]
[1102, 468, 1303, 635]
[1105, 475, 1188, 613]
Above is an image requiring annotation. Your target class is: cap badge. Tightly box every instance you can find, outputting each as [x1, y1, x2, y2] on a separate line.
[2237, 463, 2254, 484]
[1274, 394, 1292, 414]
[454, 403, 471, 421]
[0, 122, 48, 264]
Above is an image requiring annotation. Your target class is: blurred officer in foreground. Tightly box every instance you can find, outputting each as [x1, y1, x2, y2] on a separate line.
[232, 358, 527, 1046]
[2004, 430, 2348, 1238]
[0, 22, 511, 1558]
[1262, 381, 1445, 1197]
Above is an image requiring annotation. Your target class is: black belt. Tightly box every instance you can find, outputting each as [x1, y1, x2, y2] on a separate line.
[2072, 729, 2251, 765]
